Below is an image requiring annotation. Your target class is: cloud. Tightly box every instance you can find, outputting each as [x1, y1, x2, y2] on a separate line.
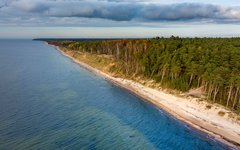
[0, 0, 240, 26]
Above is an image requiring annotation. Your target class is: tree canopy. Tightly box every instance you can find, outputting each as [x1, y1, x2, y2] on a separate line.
[48, 37, 240, 112]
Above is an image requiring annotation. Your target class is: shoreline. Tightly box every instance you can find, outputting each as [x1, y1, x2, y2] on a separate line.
[48, 43, 240, 149]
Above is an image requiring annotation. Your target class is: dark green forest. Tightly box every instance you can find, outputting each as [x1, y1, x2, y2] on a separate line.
[48, 37, 240, 112]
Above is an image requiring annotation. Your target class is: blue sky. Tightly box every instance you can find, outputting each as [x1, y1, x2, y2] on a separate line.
[0, 0, 240, 38]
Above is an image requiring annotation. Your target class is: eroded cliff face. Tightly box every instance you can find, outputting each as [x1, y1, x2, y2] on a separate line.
[47, 37, 240, 114]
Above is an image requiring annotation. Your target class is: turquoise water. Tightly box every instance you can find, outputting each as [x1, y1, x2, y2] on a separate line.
[0, 40, 235, 150]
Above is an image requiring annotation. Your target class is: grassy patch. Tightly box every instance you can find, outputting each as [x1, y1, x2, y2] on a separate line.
[218, 111, 225, 117]
[205, 105, 212, 109]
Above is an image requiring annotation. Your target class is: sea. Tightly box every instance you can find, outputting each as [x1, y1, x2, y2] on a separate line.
[0, 40, 235, 150]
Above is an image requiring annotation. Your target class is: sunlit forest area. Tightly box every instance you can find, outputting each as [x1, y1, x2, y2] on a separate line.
[48, 37, 240, 112]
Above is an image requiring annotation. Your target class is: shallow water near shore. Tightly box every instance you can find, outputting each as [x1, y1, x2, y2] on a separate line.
[0, 40, 235, 149]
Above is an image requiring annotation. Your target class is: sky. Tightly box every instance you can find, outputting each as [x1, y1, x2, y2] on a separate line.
[0, 0, 240, 38]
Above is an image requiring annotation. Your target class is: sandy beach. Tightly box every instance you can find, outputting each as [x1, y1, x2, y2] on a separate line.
[50, 44, 240, 149]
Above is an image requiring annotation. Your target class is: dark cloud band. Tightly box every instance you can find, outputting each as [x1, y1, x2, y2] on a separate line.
[1, 0, 240, 25]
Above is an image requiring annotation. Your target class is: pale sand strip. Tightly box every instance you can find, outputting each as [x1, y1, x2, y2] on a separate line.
[49, 44, 240, 149]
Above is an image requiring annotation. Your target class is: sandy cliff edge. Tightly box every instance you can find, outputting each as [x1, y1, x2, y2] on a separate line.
[49, 43, 240, 149]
